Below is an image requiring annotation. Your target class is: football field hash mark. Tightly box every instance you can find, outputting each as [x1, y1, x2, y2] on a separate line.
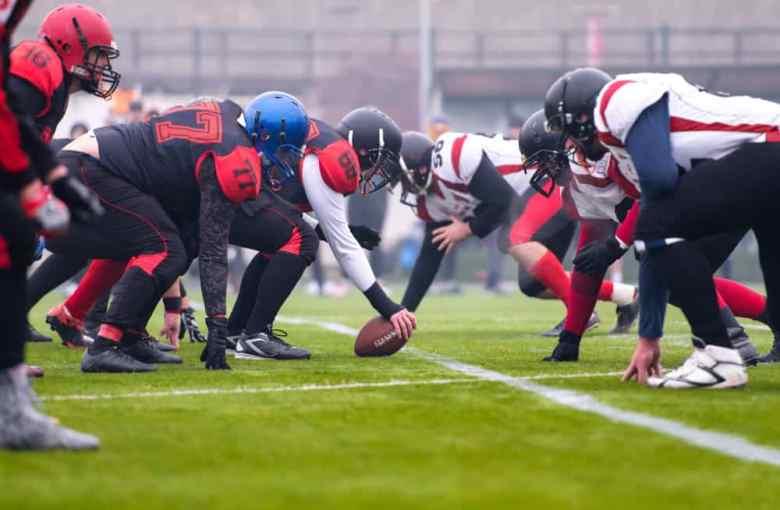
[282, 316, 780, 469]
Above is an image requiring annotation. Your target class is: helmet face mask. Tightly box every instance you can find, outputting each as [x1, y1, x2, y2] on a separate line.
[525, 148, 571, 197]
[76, 45, 120, 99]
[357, 142, 402, 195]
[397, 156, 432, 208]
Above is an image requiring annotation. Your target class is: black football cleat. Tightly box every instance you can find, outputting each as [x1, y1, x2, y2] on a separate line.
[28, 322, 52, 343]
[609, 299, 640, 335]
[141, 333, 177, 352]
[81, 346, 157, 373]
[727, 327, 760, 367]
[121, 336, 182, 364]
[234, 329, 310, 360]
[757, 338, 780, 364]
[46, 304, 89, 348]
[543, 341, 580, 362]
[225, 334, 240, 352]
[541, 312, 599, 338]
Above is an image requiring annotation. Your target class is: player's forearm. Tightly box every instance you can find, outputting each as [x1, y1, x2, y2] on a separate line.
[401, 231, 445, 312]
[637, 253, 669, 339]
[467, 156, 515, 238]
[614, 200, 639, 247]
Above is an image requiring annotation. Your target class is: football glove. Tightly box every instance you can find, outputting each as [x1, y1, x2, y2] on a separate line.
[573, 237, 627, 275]
[180, 306, 207, 343]
[51, 174, 104, 224]
[201, 317, 231, 370]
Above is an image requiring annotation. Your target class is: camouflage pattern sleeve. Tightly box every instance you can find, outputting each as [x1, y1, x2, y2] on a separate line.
[197, 156, 237, 318]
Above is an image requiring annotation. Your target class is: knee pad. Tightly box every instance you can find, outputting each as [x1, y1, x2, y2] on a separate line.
[518, 268, 546, 298]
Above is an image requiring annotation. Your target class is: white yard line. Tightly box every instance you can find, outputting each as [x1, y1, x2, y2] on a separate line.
[42, 378, 476, 402]
[281, 315, 780, 468]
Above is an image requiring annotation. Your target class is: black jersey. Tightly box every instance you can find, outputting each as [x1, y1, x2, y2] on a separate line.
[95, 99, 260, 226]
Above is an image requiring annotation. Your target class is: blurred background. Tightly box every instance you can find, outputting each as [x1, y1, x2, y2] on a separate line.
[19, 0, 779, 293]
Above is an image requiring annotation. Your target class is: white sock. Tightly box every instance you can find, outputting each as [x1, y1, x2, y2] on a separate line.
[611, 283, 636, 307]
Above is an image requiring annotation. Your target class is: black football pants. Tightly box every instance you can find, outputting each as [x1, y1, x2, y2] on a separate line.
[635, 143, 780, 345]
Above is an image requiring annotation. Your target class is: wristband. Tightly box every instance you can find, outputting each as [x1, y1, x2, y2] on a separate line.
[163, 297, 182, 313]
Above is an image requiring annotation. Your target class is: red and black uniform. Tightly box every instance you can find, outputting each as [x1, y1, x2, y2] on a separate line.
[47, 99, 260, 338]
[0, 0, 60, 372]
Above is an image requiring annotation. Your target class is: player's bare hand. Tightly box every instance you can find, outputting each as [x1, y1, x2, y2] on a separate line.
[159, 311, 181, 349]
[432, 216, 472, 254]
[390, 309, 417, 340]
[622, 337, 663, 385]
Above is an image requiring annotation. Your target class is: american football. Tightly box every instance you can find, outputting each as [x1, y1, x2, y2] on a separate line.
[4, 1, 780, 509]
[355, 316, 407, 356]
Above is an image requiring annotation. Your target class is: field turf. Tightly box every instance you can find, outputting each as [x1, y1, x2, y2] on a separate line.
[3, 287, 780, 509]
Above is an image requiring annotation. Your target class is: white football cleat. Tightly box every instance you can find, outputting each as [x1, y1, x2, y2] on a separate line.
[647, 344, 747, 389]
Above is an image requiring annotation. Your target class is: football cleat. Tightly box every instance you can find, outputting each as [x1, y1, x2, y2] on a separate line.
[139, 332, 177, 352]
[0, 370, 100, 451]
[542, 341, 580, 362]
[609, 299, 639, 335]
[81, 345, 157, 373]
[120, 336, 182, 364]
[757, 337, 780, 364]
[727, 327, 760, 367]
[647, 344, 747, 389]
[541, 312, 599, 338]
[46, 304, 90, 348]
[28, 322, 52, 343]
[225, 334, 240, 352]
[234, 329, 311, 360]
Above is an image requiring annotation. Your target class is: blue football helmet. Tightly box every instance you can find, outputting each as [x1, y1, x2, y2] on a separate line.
[244, 91, 309, 184]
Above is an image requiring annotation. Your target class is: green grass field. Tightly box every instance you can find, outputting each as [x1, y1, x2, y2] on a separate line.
[3, 286, 780, 509]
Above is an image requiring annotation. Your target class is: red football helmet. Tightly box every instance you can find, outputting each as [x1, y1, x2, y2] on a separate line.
[38, 3, 121, 99]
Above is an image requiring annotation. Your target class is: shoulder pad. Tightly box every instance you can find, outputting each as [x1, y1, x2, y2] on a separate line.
[10, 41, 63, 115]
[206, 146, 262, 203]
[594, 79, 668, 145]
[310, 139, 359, 195]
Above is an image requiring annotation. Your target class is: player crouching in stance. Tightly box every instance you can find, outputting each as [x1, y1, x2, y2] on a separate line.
[396, 129, 636, 335]
[44, 98, 263, 372]
[229, 106, 416, 356]
[521, 108, 763, 364]
[544, 68, 780, 388]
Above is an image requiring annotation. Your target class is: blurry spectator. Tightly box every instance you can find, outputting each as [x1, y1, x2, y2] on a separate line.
[127, 99, 145, 123]
[70, 122, 89, 138]
[428, 114, 450, 141]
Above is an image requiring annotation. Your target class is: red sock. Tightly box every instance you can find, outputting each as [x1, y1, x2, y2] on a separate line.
[529, 251, 570, 306]
[65, 259, 127, 320]
[598, 281, 614, 301]
[564, 270, 601, 335]
[714, 277, 767, 320]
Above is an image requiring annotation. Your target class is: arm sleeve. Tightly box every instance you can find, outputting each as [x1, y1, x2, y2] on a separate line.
[197, 156, 237, 318]
[624, 96, 678, 201]
[400, 221, 447, 312]
[637, 252, 669, 339]
[614, 200, 640, 248]
[302, 154, 401, 318]
[466, 153, 515, 238]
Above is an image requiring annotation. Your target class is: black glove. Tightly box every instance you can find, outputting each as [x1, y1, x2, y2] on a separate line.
[50, 175, 104, 223]
[180, 306, 207, 343]
[315, 224, 382, 250]
[349, 225, 381, 250]
[572, 237, 627, 275]
[201, 317, 231, 370]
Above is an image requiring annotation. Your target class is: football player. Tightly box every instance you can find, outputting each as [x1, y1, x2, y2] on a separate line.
[545, 68, 780, 388]
[0, 0, 100, 450]
[520, 108, 764, 365]
[229, 106, 416, 358]
[43, 97, 262, 373]
[396, 129, 637, 333]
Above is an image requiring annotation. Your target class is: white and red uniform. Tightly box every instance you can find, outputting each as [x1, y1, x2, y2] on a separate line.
[595, 72, 780, 196]
[415, 132, 529, 223]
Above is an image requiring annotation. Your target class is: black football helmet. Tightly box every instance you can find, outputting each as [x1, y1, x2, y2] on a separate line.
[397, 131, 435, 207]
[337, 107, 402, 194]
[544, 67, 612, 145]
[518, 110, 571, 197]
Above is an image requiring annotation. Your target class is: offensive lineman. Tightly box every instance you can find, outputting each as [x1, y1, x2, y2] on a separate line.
[396, 129, 637, 332]
[545, 68, 780, 388]
[519, 108, 765, 364]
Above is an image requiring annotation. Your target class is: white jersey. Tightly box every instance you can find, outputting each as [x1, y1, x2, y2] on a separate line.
[415, 132, 529, 223]
[594, 72, 780, 193]
[564, 150, 628, 223]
